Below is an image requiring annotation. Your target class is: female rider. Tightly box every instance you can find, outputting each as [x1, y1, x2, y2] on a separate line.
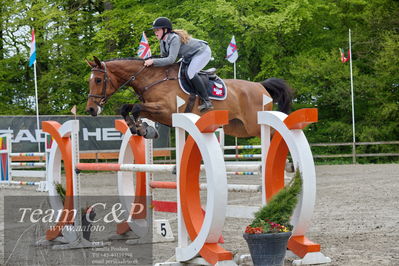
[144, 17, 213, 112]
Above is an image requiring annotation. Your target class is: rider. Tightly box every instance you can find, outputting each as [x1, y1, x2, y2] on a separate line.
[144, 17, 213, 112]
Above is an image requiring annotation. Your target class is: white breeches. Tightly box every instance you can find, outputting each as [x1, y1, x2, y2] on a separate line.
[187, 45, 212, 79]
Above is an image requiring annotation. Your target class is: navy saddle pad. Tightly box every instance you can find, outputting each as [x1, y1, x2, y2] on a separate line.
[178, 62, 227, 100]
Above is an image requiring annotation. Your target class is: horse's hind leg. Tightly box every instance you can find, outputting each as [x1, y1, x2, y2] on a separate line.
[223, 119, 252, 138]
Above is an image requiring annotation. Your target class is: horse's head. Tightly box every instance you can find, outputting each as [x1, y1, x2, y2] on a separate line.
[85, 56, 118, 116]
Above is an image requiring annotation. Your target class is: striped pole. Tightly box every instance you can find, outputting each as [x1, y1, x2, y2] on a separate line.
[150, 181, 261, 193]
[10, 152, 46, 157]
[76, 162, 261, 173]
[224, 154, 262, 159]
[77, 163, 175, 173]
[226, 171, 258, 176]
[11, 162, 46, 167]
[223, 145, 261, 150]
[0, 180, 39, 186]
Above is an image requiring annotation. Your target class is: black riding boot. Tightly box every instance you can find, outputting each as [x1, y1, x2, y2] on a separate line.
[190, 74, 214, 112]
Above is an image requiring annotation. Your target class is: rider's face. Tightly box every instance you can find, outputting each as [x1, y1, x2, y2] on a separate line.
[153, 28, 165, 40]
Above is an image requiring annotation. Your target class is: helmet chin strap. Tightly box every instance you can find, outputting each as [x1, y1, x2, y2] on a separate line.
[161, 28, 169, 40]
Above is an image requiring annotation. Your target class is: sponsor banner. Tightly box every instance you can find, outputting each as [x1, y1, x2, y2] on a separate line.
[0, 116, 170, 152]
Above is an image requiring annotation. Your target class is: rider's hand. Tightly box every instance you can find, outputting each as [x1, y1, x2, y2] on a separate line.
[144, 59, 154, 67]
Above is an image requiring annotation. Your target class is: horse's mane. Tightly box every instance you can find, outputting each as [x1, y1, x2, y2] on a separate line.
[105, 55, 163, 62]
[105, 57, 144, 62]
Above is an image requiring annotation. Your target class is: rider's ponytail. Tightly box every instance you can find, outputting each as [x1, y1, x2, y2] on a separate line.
[173, 29, 191, 44]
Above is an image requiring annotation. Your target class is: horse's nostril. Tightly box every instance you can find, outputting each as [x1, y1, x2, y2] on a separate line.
[86, 107, 97, 116]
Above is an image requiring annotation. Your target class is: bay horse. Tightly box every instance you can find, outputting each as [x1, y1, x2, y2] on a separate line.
[85, 56, 292, 138]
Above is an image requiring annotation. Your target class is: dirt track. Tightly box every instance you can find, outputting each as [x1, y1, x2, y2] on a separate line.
[1, 163, 398, 265]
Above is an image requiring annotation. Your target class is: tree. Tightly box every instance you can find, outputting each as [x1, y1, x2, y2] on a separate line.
[0, 0, 397, 161]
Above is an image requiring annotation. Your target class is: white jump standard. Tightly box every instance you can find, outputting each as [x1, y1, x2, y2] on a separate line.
[36, 108, 330, 265]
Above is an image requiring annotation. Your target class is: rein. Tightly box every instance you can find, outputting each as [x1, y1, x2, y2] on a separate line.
[89, 61, 178, 105]
[142, 68, 178, 91]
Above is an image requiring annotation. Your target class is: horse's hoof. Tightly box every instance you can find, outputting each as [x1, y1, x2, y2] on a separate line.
[138, 128, 146, 136]
[144, 126, 159, 139]
[137, 122, 148, 136]
[129, 127, 137, 135]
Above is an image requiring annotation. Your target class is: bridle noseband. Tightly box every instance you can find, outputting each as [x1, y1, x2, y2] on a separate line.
[88, 62, 146, 107]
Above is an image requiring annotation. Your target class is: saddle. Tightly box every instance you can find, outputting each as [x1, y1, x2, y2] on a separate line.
[178, 62, 227, 100]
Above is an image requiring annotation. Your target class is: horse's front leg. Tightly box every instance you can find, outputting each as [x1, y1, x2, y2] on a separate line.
[133, 104, 160, 139]
[131, 104, 147, 137]
[120, 103, 159, 139]
[120, 104, 138, 135]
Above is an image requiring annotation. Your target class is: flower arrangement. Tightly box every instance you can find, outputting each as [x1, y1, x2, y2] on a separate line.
[245, 169, 302, 234]
[245, 219, 290, 234]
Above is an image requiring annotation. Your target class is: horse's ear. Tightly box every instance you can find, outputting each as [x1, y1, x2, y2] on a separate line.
[93, 56, 102, 69]
[85, 58, 96, 68]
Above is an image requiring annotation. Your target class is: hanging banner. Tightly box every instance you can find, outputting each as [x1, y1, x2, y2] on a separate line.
[0, 116, 169, 152]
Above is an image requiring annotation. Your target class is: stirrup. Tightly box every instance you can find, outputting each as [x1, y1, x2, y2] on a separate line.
[198, 100, 214, 112]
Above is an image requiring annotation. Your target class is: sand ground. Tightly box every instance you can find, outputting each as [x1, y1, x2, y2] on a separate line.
[0, 163, 398, 265]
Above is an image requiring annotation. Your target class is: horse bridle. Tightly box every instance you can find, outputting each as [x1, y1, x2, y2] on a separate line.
[88, 62, 146, 107]
[89, 61, 178, 107]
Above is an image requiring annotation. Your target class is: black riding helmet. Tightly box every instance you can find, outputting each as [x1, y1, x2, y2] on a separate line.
[151, 17, 173, 31]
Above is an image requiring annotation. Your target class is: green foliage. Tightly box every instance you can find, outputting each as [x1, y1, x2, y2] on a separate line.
[250, 170, 302, 231]
[55, 182, 66, 203]
[0, 0, 398, 162]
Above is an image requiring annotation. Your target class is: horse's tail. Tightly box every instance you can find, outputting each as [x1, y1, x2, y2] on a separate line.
[260, 78, 293, 114]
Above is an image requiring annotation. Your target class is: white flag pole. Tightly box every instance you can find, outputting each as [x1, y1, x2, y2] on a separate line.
[228, 35, 238, 148]
[33, 61, 41, 153]
[233, 45, 237, 150]
[349, 28, 356, 163]
[233, 61, 236, 79]
[233, 51, 237, 150]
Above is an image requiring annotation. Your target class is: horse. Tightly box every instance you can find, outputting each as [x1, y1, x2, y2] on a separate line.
[85, 56, 293, 138]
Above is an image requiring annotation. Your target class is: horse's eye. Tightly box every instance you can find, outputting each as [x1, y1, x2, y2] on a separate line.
[95, 78, 102, 84]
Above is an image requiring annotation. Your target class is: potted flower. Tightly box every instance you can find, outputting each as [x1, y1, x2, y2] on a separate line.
[243, 170, 302, 266]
